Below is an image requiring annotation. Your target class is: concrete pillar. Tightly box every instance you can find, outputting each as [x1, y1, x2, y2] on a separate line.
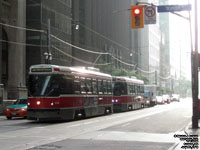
[7, 0, 27, 99]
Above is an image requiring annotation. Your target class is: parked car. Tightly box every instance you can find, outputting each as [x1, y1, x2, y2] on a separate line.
[162, 94, 171, 104]
[156, 96, 165, 104]
[171, 94, 180, 102]
[5, 98, 27, 119]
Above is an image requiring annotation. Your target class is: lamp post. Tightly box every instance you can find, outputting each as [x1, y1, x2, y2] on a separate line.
[43, 19, 52, 64]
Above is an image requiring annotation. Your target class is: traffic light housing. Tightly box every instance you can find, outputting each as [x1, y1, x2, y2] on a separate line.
[131, 5, 144, 29]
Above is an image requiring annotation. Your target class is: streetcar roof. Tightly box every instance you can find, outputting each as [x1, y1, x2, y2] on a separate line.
[112, 76, 144, 84]
[29, 64, 112, 78]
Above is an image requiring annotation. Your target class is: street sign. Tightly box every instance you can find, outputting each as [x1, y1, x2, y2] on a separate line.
[157, 4, 191, 13]
[144, 6, 156, 24]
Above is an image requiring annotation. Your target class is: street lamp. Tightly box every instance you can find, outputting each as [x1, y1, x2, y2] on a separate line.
[43, 19, 52, 64]
[75, 24, 79, 30]
[43, 52, 48, 64]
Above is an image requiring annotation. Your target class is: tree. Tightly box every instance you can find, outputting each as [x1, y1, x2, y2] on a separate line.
[99, 65, 148, 84]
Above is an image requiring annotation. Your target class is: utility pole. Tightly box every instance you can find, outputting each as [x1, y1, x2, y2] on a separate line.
[192, 0, 199, 129]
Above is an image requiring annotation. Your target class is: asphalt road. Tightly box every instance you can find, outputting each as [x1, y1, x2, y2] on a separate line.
[0, 98, 192, 150]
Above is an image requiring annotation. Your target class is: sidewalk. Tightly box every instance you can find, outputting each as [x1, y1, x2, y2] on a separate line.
[172, 121, 200, 150]
[0, 115, 5, 120]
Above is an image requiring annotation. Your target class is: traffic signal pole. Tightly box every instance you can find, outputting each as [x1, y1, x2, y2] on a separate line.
[191, 0, 199, 129]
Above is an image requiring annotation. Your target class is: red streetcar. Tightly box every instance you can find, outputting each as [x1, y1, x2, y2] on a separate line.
[27, 64, 113, 121]
[112, 76, 144, 112]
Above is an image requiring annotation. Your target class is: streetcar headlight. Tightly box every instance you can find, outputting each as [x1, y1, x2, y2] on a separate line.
[50, 102, 54, 106]
[28, 102, 30, 106]
[112, 99, 115, 103]
[115, 99, 118, 102]
[36, 101, 40, 105]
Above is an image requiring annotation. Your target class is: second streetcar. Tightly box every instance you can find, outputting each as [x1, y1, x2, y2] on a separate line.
[112, 76, 145, 112]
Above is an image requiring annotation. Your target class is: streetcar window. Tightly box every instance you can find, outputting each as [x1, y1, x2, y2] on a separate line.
[92, 79, 97, 94]
[133, 85, 136, 94]
[140, 85, 144, 93]
[121, 82, 127, 95]
[128, 84, 133, 95]
[136, 85, 139, 94]
[73, 79, 81, 94]
[131, 85, 135, 94]
[137, 86, 140, 94]
[59, 75, 73, 95]
[98, 80, 103, 95]
[80, 78, 87, 94]
[103, 80, 108, 94]
[86, 79, 92, 94]
[107, 81, 112, 95]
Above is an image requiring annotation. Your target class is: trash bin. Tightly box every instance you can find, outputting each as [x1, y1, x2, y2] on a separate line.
[0, 84, 4, 114]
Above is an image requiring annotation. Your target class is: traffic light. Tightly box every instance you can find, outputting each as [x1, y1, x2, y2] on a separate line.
[131, 5, 144, 29]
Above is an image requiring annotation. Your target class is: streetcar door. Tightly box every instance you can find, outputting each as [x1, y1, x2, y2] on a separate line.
[81, 77, 98, 107]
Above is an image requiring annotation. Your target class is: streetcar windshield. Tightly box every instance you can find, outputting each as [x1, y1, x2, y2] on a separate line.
[113, 82, 127, 96]
[29, 74, 74, 97]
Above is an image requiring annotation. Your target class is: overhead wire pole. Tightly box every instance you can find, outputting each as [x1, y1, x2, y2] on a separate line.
[192, 0, 199, 129]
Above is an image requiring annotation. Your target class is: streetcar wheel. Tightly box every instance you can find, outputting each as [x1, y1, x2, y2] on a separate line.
[7, 117, 12, 120]
[128, 106, 132, 111]
[75, 110, 85, 119]
[104, 108, 110, 115]
[141, 104, 144, 108]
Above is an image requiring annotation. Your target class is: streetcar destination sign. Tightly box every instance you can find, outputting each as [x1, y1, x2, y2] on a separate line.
[157, 4, 191, 13]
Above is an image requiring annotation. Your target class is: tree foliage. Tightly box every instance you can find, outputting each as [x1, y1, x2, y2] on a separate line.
[99, 65, 149, 84]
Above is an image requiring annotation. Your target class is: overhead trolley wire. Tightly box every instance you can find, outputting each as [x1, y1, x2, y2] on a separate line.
[51, 34, 109, 55]
[51, 34, 159, 74]
[52, 45, 112, 66]
[0, 39, 47, 48]
[0, 22, 45, 33]
[0, 21, 163, 75]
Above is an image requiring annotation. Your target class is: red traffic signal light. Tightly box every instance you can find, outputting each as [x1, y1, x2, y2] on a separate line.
[133, 8, 141, 15]
[131, 5, 144, 29]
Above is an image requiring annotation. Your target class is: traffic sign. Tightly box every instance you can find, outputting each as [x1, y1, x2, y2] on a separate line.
[157, 4, 191, 13]
[144, 6, 156, 24]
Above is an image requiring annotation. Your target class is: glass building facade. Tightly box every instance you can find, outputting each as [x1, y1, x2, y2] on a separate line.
[26, 0, 72, 72]
[72, 0, 133, 69]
